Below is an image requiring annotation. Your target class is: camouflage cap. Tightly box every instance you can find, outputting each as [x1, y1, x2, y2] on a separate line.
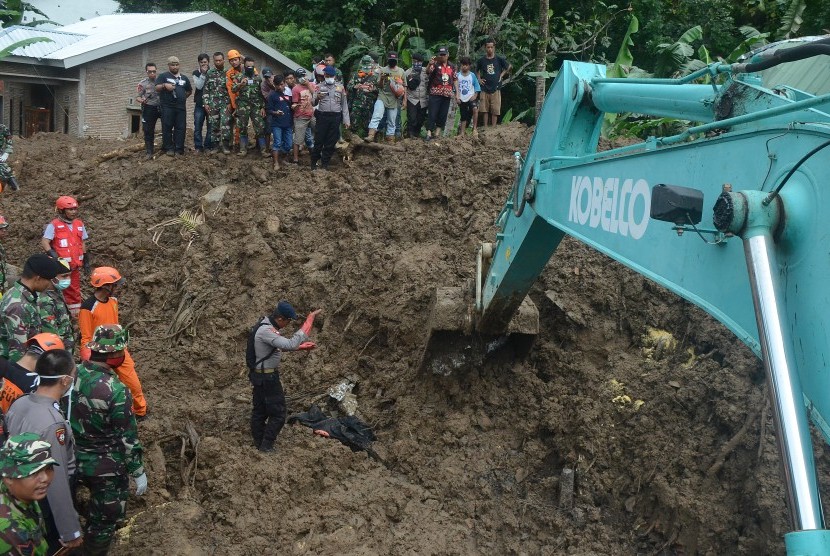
[0, 433, 60, 478]
[86, 324, 129, 353]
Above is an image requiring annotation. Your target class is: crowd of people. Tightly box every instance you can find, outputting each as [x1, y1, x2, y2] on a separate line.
[137, 39, 512, 171]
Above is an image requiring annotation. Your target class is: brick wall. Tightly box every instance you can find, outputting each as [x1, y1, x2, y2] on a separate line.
[83, 23, 294, 141]
[0, 62, 81, 136]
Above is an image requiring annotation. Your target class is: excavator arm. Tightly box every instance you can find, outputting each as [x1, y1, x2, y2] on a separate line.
[423, 39, 830, 554]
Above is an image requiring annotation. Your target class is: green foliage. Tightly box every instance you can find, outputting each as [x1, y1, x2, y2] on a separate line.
[259, 23, 326, 69]
[0, 1, 53, 57]
[607, 14, 639, 78]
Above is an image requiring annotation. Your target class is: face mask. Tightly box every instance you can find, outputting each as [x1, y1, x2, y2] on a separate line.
[245, 67, 254, 77]
[106, 355, 126, 368]
[388, 60, 397, 68]
[325, 77, 335, 85]
[53, 278, 71, 291]
[413, 63, 422, 71]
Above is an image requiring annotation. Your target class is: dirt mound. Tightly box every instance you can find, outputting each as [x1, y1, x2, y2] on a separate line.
[4, 126, 826, 555]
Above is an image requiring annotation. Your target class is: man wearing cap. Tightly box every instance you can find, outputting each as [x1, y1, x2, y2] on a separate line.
[6, 350, 83, 553]
[192, 53, 214, 153]
[311, 66, 350, 171]
[37, 263, 75, 356]
[225, 50, 245, 151]
[204, 51, 233, 155]
[0, 254, 67, 362]
[291, 68, 316, 163]
[425, 47, 457, 141]
[250, 302, 321, 452]
[260, 67, 278, 155]
[72, 324, 146, 555]
[0, 334, 65, 439]
[154, 56, 193, 156]
[405, 52, 429, 139]
[347, 55, 378, 139]
[231, 56, 267, 156]
[367, 52, 406, 143]
[0, 433, 59, 555]
[136, 62, 161, 159]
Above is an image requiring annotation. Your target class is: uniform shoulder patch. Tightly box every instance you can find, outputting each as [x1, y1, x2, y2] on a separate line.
[55, 427, 66, 446]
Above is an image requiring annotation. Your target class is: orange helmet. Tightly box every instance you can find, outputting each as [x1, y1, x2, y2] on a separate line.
[55, 196, 78, 210]
[0, 215, 8, 229]
[227, 49, 241, 60]
[26, 333, 65, 352]
[90, 266, 124, 288]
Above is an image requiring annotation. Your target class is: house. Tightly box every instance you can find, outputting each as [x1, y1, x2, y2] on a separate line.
[0, 12, 301, 139]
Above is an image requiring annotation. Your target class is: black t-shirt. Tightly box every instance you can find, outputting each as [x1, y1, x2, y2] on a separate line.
[476, 55, 509, 94]
[156, 71, 192, 109]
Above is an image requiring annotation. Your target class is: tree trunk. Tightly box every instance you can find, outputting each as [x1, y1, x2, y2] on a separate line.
[535, 0, 550, 119]
[446, 0, 480, 136]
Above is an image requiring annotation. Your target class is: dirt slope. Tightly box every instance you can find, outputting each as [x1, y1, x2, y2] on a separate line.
[4, 126, 828, 555]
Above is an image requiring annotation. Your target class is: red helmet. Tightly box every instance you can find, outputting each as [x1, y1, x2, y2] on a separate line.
[90, 266, 124, 288]
[0, 215, 8, 229]
[26, 333, 65, 352]
[55, 196, 78, 210]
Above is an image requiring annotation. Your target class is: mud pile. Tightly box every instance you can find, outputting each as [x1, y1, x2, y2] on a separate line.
[4, 126, 826, 555]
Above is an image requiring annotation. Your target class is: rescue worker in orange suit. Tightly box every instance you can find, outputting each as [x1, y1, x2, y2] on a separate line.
[225, 49, 244, 151]
[40, 196, 88, 317]
[78, 267, 148, 418]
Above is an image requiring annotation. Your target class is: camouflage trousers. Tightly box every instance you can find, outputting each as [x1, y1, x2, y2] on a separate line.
[208, 105, 233, 145]
[0, 162, 13, 181]
[235, 103, 265, 139]
[77, 473, 129, 551]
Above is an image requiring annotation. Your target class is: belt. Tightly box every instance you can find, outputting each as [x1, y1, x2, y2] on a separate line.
[253, 368, 277, 374]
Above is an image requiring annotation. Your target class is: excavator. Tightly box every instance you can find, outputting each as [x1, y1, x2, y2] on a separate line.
[420, 37, 830, 555]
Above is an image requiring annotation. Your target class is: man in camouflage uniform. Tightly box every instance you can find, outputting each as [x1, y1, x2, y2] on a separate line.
[0, 215, 9, 295]
[0, 432, 59, 556]
[231, 56, 267, 156]
[0, 124, 19, 192]
[347, 55, 379, 138]
[203, 51, 233, 155]
[71, 324, 146, 555]
[37, 265, 75, 356]
[0, 255, 67, 362]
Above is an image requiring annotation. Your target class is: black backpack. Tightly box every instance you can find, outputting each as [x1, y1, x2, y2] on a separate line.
[245, 318, 277, 371]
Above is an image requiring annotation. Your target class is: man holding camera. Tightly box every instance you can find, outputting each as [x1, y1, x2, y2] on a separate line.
[154, 56, 192, 156]
[291, 68, 316, 163]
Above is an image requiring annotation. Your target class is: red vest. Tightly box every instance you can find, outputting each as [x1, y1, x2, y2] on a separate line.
[50, 217, 85, 268]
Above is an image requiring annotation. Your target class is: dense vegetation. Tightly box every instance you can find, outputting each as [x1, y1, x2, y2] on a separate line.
[115, 0, 829, 122]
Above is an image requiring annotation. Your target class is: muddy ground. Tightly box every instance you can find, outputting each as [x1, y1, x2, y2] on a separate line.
[4, 125, 829, 555]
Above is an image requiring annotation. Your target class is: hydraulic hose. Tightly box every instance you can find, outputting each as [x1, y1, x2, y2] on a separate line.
[734, 40, 830, 73]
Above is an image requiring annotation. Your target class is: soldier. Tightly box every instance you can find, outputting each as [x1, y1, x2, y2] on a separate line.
[347, 55, 378, 138]
[310, 66, 350, 171]
[0, 215, 9, 295]
[231, 56, 267, 156]
[0, 254, 67, 362]
[40, 196, 89, 316]
[0, 433, 59, 556]
[78, 267, 147, 418]
[250, 302, 320, 452]
[37, 263, 75, 356]
[6, 350, 83, 553]
[136, 63, 161, 159]
[0, 124, 20, 192]
[204, 51, 233, 155]
[71, 324, 146, 556]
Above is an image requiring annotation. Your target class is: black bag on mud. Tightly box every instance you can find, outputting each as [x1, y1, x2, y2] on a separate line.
[246, 318, 276, 371]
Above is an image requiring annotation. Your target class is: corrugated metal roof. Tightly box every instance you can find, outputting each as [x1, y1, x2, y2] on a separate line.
[0, 25, 85, 58]
[0, 11, 300, 70]
[758, 36, 830, 96]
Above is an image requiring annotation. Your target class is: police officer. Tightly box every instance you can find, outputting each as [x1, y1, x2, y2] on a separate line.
[0, 254, 67, 361]
[0, 433, 60, 555]
[136, 63, 161, 159]
[6, 349, 83, 553]
[71, 324, 146, 555]
[310, 66, 350, 171]
[250, 302, 320, 452]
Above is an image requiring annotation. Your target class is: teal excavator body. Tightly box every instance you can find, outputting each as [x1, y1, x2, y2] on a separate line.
[423, 39, 830, 554]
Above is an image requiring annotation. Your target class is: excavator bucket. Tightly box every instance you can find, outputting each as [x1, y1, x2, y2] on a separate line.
[417, 286, 539, 375]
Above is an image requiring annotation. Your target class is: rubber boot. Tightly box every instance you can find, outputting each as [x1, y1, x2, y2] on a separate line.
[239, 137, 248, 156]
[384, 135, 394, 143]
[366, 129, 376, 143]
[258, 137, 268, 157]
[83, 538, 112, 556]
[221, 141, 231, 155]
[272, 150, 280, 171]
[145, 146, 153, 160]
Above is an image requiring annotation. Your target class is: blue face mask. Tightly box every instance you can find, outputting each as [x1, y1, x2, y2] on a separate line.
[413, 63, 423, 71]
[54, 278, 71, 291]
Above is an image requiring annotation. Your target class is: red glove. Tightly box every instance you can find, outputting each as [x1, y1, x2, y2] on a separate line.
[300, 309, 321, 335]
[80, 347, 91, 361]
[298, 341, 316, 351]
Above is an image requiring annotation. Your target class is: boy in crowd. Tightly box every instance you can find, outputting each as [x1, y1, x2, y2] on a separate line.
[456, 56, 481, 137]
[267, 74, 294, 170]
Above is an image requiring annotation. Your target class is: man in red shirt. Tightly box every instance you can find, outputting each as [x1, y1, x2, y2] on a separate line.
[425, 46, 457, 141]
[40, 196, 88, 316]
